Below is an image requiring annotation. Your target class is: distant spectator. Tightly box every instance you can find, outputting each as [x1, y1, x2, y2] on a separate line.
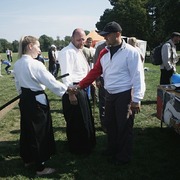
[82, 37, 97, 102]
[1, 59, 11, 74]
[160, 32, 180, 85]
[48, 45, 57, 77]
[54, 47, 60, 78]
[128, 37, 144, 62]
[6, 49, 11, 61]
[83, 37, 95, 65]
[10, 50, 13, 62]
[93, 41, 107, 132]
[35, 52, 45, 64]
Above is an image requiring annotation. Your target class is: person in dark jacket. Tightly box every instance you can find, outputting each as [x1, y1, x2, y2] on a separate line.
[48, 44, 57, 76]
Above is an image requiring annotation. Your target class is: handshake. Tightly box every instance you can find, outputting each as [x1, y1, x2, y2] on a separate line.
[67, 84, 81, 95]
[67, 85, 81, 105]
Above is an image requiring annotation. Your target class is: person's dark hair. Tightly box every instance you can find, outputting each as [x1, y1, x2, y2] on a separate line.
[87, 37, 93, 41]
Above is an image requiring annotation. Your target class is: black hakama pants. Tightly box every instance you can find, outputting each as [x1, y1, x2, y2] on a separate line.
[19, 88, 56, 168]
[62, 89, 96, 154]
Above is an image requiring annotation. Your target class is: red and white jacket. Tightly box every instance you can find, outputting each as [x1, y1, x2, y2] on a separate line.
[79, 39, 146, 103]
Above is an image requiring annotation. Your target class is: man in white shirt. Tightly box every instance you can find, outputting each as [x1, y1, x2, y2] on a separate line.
[6, 48, 11, 61]
[58, 28, 96, 154]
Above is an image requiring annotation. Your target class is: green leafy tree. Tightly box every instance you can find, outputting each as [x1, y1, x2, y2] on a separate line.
[39, 35, 54, 52]
[148, 0, 180, 47]
[0, 39, 10, 53]
[63, 36, 71, 47]
[85, 30, 90, 35]
[54, 36, 61, 49]
[96, 0, 149, 39]
[11, 40, 19, 52]
[96, 0, 180, 49]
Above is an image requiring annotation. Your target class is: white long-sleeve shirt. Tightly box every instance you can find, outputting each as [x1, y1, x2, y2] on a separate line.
[161, 39, 179, 71]
[13, 55, 67, 96]
[79, 40, 146, 103]
[58, 42, 90, 87]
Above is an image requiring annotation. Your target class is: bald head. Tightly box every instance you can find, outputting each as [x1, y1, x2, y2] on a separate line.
[71, 28, 86, 49]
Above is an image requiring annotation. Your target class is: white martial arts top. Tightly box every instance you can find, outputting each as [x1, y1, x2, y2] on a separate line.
[58, 42, 90, 87]
[13, 55, 67, 97]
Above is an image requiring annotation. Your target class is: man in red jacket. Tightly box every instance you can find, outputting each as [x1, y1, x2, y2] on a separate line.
[70, 21, 145, 165]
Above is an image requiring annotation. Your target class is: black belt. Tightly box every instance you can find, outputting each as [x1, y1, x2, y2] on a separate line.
[21, 87, 44, 95]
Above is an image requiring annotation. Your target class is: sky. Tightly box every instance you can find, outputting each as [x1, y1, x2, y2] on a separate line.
[0, 0, 112, 42]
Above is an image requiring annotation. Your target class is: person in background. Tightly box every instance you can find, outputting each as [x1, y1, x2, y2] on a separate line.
[6, 48, 11, 61]
[48, 44, 57, 77]
[128, 37, 144, 62]
[13, 35, 69, 176]
[1, 59, 11, 74]
[54, 46, 60, 78]
[160, 32, 180, 85]
[10, 50, 13, 62]
[93, 41, 107, 132]
[71, 21, 145, 165]
[0, 55, 1, 76]
[82, 37, 97, 102]
[58, 28, 96, 155]
[35, 52, 45, 64]
[83, 37, 96, 66]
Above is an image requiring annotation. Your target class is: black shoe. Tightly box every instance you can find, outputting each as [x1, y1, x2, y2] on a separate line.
[101, 126, 107, 133]
[59, 109, 63, 114]
[108, 158, 130, 166]
[24, 161, 35, 168]
[101, 150, 112, 156]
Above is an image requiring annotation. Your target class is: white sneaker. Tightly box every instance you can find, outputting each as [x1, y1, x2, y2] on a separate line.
[36, 167, 56, 176]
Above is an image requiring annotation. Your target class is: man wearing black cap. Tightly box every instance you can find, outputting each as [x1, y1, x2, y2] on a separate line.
[160, 32, 180, 85]
[72, 21, 146, 165]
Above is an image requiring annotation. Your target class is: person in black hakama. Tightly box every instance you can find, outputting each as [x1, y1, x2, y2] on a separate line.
[13, 36, 68, 176]
[62, 88, 96, 154]
[58, 28, 96, 155]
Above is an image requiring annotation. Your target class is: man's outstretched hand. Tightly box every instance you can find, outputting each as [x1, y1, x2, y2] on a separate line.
[67, 85, 80, 94]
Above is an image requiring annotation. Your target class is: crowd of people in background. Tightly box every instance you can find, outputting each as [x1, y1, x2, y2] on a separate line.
[0, 21, 179, 176]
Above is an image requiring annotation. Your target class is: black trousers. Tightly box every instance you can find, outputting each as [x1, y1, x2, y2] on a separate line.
[160, 69, 174, 85]
[105, 89, 134, 162]
[98, 77, 106, 129]
[5, 65, 11, 72]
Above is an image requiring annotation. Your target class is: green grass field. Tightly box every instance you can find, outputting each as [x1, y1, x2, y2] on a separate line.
[0, 53, 180, 180]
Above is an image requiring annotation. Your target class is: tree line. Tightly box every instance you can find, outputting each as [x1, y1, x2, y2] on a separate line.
[0, 35, 72, 53]
[96, 0, 179, 50]
[0, 0, 179, 53]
